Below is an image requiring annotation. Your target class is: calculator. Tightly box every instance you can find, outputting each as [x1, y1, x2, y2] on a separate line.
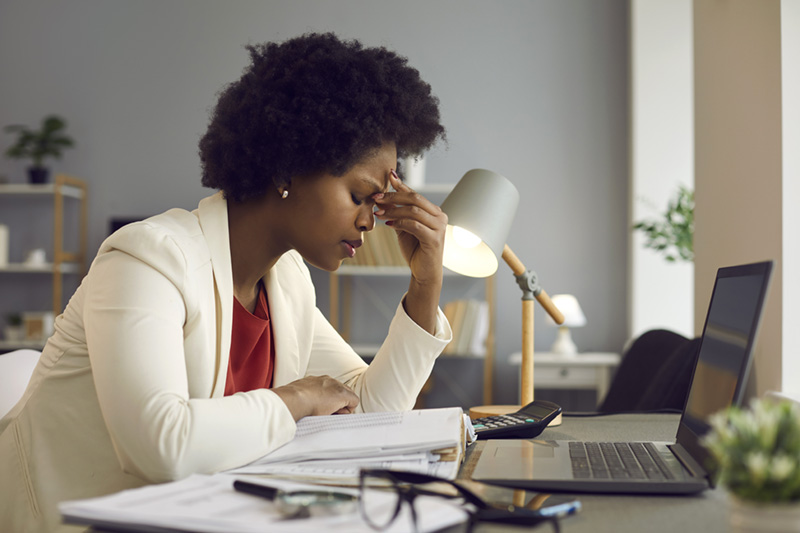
[471, 400, 562, 439]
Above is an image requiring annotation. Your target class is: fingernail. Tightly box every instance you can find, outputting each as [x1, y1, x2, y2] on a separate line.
[374, 209, 385, 216]
[385, 220, 394, 226]
[372, 192, 384, 200]
[390, 169, 399, 180]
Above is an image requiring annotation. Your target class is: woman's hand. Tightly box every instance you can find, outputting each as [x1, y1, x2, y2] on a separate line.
[272, 375, 359, 421]
[374, 170, 447, 286]
[373, 169, 447, 333]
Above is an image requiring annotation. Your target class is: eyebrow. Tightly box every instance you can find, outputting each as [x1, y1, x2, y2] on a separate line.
[358, 175, 389, 195]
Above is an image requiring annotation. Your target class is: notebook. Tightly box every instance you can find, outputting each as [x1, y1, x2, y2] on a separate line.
[471, 260, 774, 495]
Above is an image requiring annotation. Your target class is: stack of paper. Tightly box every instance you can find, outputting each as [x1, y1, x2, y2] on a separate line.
[228, 407, 469, 483]
[60, 474, 468, 533]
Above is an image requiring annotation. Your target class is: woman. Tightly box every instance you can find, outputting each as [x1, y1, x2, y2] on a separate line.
[0, 32, 451, 532]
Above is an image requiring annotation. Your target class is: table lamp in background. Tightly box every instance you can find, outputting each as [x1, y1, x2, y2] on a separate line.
[439, 169, 565, 420]
[547, 294, 586, 356]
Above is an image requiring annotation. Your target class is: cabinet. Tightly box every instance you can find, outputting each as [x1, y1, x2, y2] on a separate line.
[509, 351, 622, 407]
[0, 174, 88, 350]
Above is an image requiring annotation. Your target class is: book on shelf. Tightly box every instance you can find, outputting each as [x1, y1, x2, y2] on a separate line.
[344, 224, 406, 267]
[442, 299, 488, 357]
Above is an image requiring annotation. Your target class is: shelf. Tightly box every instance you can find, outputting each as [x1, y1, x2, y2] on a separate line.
[351, 342, 486, 360]
[0, 262, 82, 274]
[417, 183, 455, 195]
[335, 265, 463, 277]
[0, 339, 45, 351]
[0, 182, 85, 199]
[330, 264, 496, 405]
[0, 174, 88, 317]
[336, 265, 410, 276]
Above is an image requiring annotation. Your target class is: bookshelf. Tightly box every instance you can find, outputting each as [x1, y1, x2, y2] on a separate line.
[0, 174, 88, 351]
[328, 226, 497, 405]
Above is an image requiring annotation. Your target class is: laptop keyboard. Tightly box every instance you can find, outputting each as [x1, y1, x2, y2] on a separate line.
[568, 441, 675, 480]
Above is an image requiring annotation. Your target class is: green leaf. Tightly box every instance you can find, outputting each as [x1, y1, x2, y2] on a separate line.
[633, 185, 694, 263]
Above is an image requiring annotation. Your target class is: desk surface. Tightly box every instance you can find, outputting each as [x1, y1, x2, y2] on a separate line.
[456, 413, 728, 533]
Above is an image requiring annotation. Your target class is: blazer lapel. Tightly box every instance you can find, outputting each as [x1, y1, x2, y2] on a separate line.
[196, 192, 234, 397]
[264, 268, 300, 385]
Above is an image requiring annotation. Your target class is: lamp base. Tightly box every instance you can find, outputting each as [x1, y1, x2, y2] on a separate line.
[551, 327, 578, 356]
[468, 404, 562, 427]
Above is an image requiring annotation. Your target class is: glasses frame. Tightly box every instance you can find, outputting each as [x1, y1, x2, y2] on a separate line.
[358, 469, 561, 533]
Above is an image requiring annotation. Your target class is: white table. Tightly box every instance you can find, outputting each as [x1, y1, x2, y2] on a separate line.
[509, 351, 621, 405]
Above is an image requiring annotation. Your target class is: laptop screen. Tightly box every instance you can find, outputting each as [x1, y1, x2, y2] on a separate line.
[676, 261, 773, 466]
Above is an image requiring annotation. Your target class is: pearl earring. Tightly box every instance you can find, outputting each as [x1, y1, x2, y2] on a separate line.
[281, 189, 289, 199]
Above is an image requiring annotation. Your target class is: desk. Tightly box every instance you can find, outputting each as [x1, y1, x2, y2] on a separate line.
[456, 413, 728, 532]
[509, 352, 621, 405]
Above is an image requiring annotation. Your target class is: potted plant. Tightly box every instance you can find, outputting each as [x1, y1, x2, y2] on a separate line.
[703, 399, 800, 532]
[633, 184, 694, 262]
[3, 313, 24, 342]
[4, 115, 75, 184]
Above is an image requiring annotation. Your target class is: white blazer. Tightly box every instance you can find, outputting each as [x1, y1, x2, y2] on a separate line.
[0, 192, 451, 532]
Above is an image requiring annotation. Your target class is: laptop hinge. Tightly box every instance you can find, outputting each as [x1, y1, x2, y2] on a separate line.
[668, 443, 708, 482]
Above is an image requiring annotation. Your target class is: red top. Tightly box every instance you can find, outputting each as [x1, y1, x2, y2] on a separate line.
[224, 283, 275, 395]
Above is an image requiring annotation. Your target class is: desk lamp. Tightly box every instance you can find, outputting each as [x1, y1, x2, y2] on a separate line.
[440, 169, 565, 419]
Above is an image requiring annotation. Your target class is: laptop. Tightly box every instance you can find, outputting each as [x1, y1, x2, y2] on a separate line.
[471, 260, 774, 495]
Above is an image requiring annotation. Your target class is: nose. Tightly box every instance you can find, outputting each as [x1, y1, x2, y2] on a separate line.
[356, 205, 375, 233]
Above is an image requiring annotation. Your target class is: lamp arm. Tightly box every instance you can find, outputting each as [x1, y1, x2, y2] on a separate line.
[501, 245, 565, 325]
[501, 244, 565, 406]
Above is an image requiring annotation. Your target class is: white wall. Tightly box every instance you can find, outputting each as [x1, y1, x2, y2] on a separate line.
[628, 0, 694, 341]
[782, 0, 800, 394]
[0, 0, 629, 405]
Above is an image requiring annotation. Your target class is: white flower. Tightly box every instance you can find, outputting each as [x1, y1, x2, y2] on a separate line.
[753, 400, 780, 449]
[769, 455, 796, 483]
[745, 452, 769, 483]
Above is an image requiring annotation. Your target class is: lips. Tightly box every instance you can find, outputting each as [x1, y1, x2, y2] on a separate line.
[342, 239, 363, 258]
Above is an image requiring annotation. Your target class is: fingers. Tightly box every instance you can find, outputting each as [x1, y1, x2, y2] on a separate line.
[272, 375, 359, 420]
[374, 170, 447, 235]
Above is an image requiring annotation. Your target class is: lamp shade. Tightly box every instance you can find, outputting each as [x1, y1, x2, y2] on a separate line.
[440, 169, 520, 278]
[545, 294, 587, 327]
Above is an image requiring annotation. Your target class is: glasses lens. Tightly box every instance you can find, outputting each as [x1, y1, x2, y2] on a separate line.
[360, 473, 402, 530]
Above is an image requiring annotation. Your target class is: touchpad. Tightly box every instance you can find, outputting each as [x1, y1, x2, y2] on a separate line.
[472, 440, 569, 481]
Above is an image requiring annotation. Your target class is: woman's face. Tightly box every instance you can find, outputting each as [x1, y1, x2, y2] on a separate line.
[287, 142, 396, 271]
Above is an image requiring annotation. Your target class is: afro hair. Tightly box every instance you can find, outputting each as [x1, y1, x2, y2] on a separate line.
[199, 32, 446, 202]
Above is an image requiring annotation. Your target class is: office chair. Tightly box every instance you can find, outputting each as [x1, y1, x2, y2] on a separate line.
[598, 329, 699, 413]
[0, 349, 40, 418]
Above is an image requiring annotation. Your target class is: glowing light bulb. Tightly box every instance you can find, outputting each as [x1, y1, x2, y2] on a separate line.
[452, 226, 482, 249]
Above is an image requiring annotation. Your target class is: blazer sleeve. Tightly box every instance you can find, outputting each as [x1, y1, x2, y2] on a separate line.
[83, 223, 296, 483]
[305, 294, 453, 413]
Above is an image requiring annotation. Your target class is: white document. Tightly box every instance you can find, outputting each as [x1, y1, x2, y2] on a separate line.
[229, 407, 464, 473]
[59, 474, 468, 533]
[244, 452, 460, 484]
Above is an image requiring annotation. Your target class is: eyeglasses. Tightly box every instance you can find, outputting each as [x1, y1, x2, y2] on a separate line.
[358, 469, 561, 533]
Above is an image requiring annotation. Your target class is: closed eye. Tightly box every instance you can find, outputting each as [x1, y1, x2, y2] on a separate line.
[351, 194, 363, 206]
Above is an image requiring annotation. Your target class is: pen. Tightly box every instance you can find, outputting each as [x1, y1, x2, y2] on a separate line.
[233, 480, 280, 501]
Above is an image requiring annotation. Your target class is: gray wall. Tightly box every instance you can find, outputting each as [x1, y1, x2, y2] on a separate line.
[0, 0, 629, 405]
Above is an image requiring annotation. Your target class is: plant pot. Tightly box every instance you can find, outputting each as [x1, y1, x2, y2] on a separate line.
[28, 167, 50, 184]
[729, 497, 800, 533]
[3, 325, 25, 342]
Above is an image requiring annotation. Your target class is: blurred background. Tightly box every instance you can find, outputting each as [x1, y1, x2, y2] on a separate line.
[1, 0, 794, 408]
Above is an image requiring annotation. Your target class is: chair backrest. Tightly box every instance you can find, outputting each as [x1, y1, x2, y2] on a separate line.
[598, 329, 697, 413]
[0, 349, 40, 418]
